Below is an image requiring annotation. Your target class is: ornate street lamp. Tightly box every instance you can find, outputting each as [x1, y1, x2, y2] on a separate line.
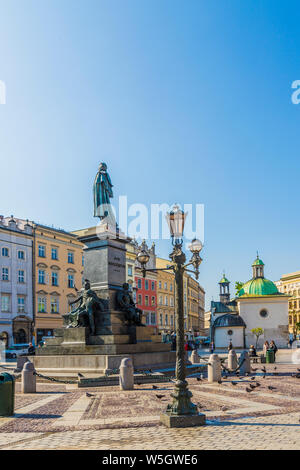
[136, 205, 205, 428]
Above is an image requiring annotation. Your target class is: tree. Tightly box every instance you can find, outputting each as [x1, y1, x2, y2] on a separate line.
[235, 281, 244, 296]
[251, 328, 264, 348]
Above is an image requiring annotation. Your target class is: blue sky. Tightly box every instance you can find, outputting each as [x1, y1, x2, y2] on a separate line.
[1, 0, 300, 306]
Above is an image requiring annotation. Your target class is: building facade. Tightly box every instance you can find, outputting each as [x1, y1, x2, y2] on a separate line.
[210, 256, 289, 349]
[0, 216, 34, 347]
[134, 240, 157, 328]
[186, 275, 201, 334]
[198, 284, 206, 336]
[125, 240, 136, 301]
[33, 223, 84, 344]
[156, 257, 175, 334]
[275, 271, 300, 336]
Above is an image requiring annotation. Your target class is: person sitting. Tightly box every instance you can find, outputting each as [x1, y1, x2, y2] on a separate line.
[249, 344, 257, 361]
[27, 342, 35, 356]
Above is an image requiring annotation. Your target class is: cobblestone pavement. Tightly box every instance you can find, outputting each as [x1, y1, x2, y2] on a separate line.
[0, 363, 300, 450]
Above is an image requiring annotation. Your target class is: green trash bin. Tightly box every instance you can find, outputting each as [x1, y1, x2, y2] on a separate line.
[0, 372, 15, 416]
[266, 349, 275, 364]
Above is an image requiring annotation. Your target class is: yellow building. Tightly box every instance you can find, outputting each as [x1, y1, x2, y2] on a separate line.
[33, 223, 84, 344]
[156, 258, 205, 337]
[156, 257, 175, 334]
[275, 271, 300, 335]
[186, 275, 205, 335]
[125, 240, 136, 296]
[198, 284, 206, 335]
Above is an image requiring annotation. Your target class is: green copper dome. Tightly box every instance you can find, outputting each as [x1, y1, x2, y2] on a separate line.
[238, 277, 279, 297]
[252, 255, 264, 266]
[219, 275, 230, 284]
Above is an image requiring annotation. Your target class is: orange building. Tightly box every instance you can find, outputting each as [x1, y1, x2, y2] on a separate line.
[33, 223, 84, 344]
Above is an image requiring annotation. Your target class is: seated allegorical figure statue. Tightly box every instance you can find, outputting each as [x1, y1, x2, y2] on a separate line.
[116, 282, 145, 326]
[64, 279, 105, 335]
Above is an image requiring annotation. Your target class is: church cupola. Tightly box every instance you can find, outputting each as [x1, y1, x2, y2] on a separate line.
[252, 253, 265, 279]
[219, 273, 230, 304]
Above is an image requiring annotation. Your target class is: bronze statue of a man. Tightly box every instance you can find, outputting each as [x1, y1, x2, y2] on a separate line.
[116, 283, 144, 326]
[66, 279, 104, 335]
[93, 162, 115, 225]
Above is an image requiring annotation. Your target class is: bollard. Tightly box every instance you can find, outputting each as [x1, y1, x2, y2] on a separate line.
[119, 357, 134, 390]
[228, 350, 238, 371]
[239, 351, 251, 375]
[15, 355, 28, 372]
[207, 354, 221, 383]
[190, 350, 200, 364]
[21, 361, 36, 393]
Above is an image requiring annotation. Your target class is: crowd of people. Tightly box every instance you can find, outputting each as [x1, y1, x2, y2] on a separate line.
[207, 338, 279, 362]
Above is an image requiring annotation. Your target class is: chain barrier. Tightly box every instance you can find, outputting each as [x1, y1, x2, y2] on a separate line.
[0, 364, 15, 371]
[33, 371, 77, 384]
[105, 368, 119, 376]
[0, 364, 21, 379]
[198, 355, 246, 374]
[1, 354, 245, 385]
[220, 358, 245, 374]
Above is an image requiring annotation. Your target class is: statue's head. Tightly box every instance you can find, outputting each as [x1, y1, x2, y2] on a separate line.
[122, 282, 129, 291]
[99, 162, 107, 171]
[84, 279, 91, 290]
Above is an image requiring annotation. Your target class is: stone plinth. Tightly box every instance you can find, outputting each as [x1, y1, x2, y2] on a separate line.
[33, 351, 176, 377]
[160, 412, 206, 428]
[73, 225, 128, 308]
[34, 327, 176, 376]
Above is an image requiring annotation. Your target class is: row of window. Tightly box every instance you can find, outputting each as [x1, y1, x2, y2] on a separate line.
[137, 279, 156, 291]
[282, 287, 300, 296]
[1, 267, 26, 283]
[1, 246, 84, 266]
[1, 295, 26, 313]
[38, 245, 79, 264]
[158, 295, 174, 307]
[137, 294, 156, 307]
[159, 312, 174, 327]
[158, 280, 173, 291]
[1, 267, 76, 288]
[38, 296, 60, 314]
[38, 270, 75, 288]
[1, 247, 26, 260]
[144, 312, 156, 326]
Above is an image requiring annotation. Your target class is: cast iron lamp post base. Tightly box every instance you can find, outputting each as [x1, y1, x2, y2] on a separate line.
[159, 378, 206, 428]
[160, 412, 206, 428]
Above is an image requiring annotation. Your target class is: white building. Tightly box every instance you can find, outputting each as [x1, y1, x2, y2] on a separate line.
[0, 216, 34, 346]
[210, 256, 289, 349]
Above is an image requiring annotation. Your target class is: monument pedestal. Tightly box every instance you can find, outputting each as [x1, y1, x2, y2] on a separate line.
[34, 327, 176, 377]
[34, 225, 176, 378]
